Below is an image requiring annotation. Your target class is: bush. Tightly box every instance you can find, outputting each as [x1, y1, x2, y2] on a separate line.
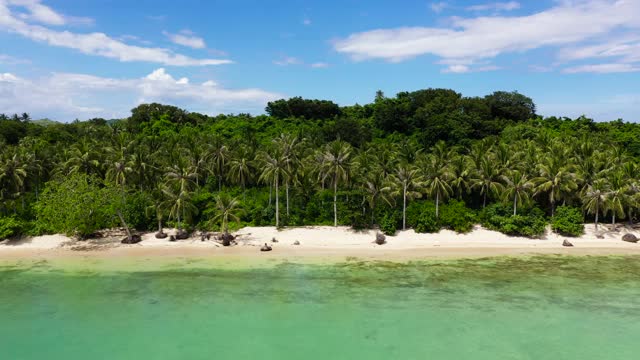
[552, 206, 584, 236]
[439, 200, 476, 233]
[35, 174, 120, 237]
[122, 192, 154, 231]
[0, 216, 23, 239]
[379, 212, 399, 236]
[414, 212, 439, 233]
[480, 203, 546, 237]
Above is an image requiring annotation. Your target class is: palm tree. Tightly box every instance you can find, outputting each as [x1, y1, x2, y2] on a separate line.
[274, 133, 303, 217]
[606, 171, 627, 230]
[320, 141, 353, 227]
[0, 153, 28, 213]
[473, 158, 504, 208]
[257, 149, 289, 227]
[533, 156, 577, 217]
[582, 179, 609, 231]
[228, 146, 254, 200]
[207, 137, 229, 191]
[502, 170, 533, 216]
[449, 154, 472, 200]
[387, 163, 423, 230]
[211, 195, 242, 234]
[163, 161, 198, 231]
[421, 142, 453, 219]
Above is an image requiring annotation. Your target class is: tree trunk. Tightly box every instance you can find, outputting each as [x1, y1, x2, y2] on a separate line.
[595, 201, 599, 231]
[436, 191, 440, 219]
[158, 217, 163, 233]
[483, 190, 487, 208]
[551, 200, 555, 218]
[612, 213, 616, 230]
[286, 183, 290, 216]
[275, 177, 280, 227]
[403, 182, 407, 230]
[117, 210, 132, 241]
[333, 176, 338, 227]
[513, 193, 518, 216]
[269, 183, 272, 206]
[178, 210, 182, 231]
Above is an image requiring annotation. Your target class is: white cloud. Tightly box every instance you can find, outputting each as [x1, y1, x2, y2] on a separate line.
[334, 0, 640, 72]
[430, 2, 448, 13]
[273, 56, 302, 66]
[0, 0, 230, 66]
[563, 63, 640, 73]
[310, 62, 329, 68]
[303, 18, 311, 26]
[0, 68, 283, 120]
[7, 0, 92, 26]
[466, 1, 521, 12]
[0, 53, 30, 64]
[163, 30, 206, 49]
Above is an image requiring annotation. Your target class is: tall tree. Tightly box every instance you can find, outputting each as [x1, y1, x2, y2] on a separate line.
[321, 141, 353, 227]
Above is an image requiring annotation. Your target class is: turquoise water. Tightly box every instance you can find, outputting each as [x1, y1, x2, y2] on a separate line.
[1, 256, 639, 359]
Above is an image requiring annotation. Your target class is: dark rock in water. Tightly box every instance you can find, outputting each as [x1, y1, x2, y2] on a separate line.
[169, 235, 176, 242]
[622, 233, 639, 243]
[271, 237, 278, 243]
[155, 232, 168, 239]
[121, 234, 142, 244]
[260, 243, 272, 252]
[220, 232, 235, 246]
[293, 240, 300, 245]
[175, 230, 189, 240]
[375, 232, 386, 245]
[562, 239, 574, 247]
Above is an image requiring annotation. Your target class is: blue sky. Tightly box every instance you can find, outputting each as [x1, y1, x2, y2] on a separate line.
[1, 0, 639, 122]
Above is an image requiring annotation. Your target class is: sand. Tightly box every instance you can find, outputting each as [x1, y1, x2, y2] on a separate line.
[1, 224, 640, 262]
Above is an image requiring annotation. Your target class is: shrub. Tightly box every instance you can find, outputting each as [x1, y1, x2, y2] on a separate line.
[0, 216, 23, 239]
[35, 174, 120, 237]
[439, 200, 476, 233]
[122, 192, 154, 231]
[552, 206, 584, 236]
[414, 212, 439, 233]
[379, 212, 399, 236]
[480, 203, 547, 238]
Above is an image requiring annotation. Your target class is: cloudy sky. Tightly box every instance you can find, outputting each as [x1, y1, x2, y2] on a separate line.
[1, 0, 639, 121]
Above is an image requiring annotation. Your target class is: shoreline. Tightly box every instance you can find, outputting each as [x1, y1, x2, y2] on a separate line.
[2, 224, 640, 265]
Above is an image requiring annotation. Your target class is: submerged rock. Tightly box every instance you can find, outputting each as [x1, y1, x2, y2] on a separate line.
[562, 239, 574, 247]
[622, 233, 638, 243]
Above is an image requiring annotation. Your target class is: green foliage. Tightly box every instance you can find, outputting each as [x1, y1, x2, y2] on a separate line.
[552, 206, 585, 237]
[439, 200, 476, 233]
[415, 212, 439, 233]
[379, 212, 400, 236]
[480, 203, 546, 237]
[35, 174, 119, 237]
[0, 216, 23, 239]
[122, 192, 154, 231]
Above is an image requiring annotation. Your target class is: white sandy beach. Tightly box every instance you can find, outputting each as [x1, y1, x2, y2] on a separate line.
[1, 224, 640, 261]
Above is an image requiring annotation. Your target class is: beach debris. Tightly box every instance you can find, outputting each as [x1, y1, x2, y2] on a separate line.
[220, 232, 235, 246]
[155, 231, 168, 239]
[562, 239, 574, 247]
[375, 232, 386, 245]
[271, 237, 278, 243]
[622, 233, 638, 243]
[293, 240, 300, 245]
[175, 230, 189, 240]
[121, 234, 142, 244]
[260, 243, 273, 252]
[169, 235, 176, 242]
[596, 234, 605, 239]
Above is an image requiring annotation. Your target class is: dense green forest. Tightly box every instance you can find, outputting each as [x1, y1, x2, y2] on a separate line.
[2, 88, 640, 241]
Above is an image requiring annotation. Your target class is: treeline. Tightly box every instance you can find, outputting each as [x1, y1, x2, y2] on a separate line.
[1, 88, 640, 240]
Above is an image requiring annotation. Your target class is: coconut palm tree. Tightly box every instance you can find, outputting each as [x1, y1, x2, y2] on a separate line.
[421, 142, 453, 219]
[163, 161, 198, 231]
[257, 149, 289, 227]
[449, 154, 472, 200]
[0, 152, 28, 213]
[533, 156, 577, 217]
[274, 133, 304, 217]
[228, 146, 254, 200]
[582, 179, 609, 231]
[387, 163, 423, 230]
[320, 141, 353, 227]
[472, 156, 505, 209]
[211, 194, 242, 234]
[502, 170, 533, 216]
[606, 170, 627, 230]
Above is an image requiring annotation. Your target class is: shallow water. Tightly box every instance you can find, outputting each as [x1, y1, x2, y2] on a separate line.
[1, 256, 639, 359]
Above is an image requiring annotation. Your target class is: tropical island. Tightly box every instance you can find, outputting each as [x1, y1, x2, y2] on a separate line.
[2, 88, 640, 259]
